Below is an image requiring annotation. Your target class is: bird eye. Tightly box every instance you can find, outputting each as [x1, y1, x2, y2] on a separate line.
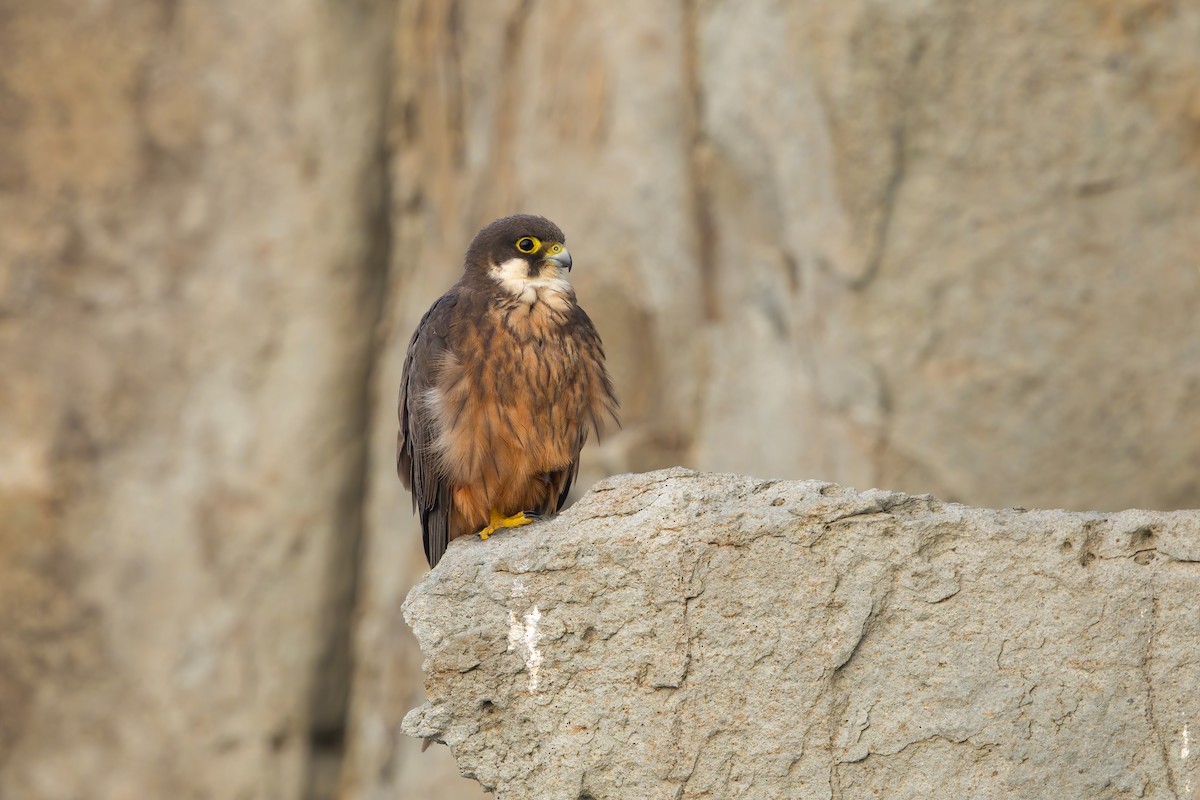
[516, 236, 540, 253]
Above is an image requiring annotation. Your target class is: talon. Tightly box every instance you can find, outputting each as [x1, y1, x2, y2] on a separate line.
[477, 509, 535, 541]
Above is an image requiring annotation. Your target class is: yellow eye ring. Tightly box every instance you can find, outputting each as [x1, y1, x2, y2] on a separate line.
[516, 236, 540, 253]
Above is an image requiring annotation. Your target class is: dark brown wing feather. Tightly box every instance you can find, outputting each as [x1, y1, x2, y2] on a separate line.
[555, 456, 581, 511]
[397, 291, 459, 567]
[537, 440, 582, 518]
[571, 303, 620, 443]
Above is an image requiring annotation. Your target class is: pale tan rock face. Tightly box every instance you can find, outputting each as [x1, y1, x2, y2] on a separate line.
[353, 4, 1200, 794]
[0, 1, 393, 798]
[651, 0, 1200, 513]
[403, 469, 1200, 799]
[5, 0, 1200, 799]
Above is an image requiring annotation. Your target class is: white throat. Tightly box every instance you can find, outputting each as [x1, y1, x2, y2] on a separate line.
[489, 257, 573, 307]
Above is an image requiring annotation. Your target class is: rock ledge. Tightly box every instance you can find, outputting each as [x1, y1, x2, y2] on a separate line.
[403, 469, 1200, 799]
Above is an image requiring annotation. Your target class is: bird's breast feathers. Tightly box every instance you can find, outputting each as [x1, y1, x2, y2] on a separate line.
[419, 291, 606, 486]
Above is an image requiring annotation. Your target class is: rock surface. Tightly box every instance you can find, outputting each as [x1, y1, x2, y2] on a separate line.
[403, 469, 1200, 799]
[0, 2, 393, 798]
[5, 1, 1200, 799]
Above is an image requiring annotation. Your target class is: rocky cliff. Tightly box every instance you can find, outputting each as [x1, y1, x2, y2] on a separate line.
[355, 3, 1200, 792]
[0, 2, 394, 797]
[3, 1, 1200, 798]
[404, 469, 1200, 799]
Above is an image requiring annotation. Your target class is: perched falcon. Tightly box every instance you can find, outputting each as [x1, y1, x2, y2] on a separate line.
[397, 214, 619, 567]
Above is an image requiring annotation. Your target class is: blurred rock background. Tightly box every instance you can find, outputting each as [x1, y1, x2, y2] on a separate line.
[1, 0, 1197, 798]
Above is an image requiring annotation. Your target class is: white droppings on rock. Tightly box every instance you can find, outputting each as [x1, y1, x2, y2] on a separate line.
[1186, 722, 1194, 798]
[507, 605, 544, 694]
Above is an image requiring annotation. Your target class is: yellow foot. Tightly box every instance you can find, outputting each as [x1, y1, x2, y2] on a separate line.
[477, 509, 536, 541]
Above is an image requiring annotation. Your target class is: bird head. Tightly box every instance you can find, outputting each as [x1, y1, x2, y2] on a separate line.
[464, 214, 573, 291]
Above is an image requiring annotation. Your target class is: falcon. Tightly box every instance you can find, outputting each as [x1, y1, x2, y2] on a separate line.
[397, 214, 619, 567]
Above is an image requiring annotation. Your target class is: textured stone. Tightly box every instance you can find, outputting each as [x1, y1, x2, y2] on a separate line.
[403, 469, 1200, 799]
[5, 1, 1200, 798]
[0, 2, 393, 798]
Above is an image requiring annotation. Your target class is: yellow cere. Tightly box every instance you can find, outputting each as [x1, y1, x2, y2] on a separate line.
[547, 243, 563, 255]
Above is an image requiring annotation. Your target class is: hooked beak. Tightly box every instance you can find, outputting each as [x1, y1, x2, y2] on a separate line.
[544, 248, 572, 272]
